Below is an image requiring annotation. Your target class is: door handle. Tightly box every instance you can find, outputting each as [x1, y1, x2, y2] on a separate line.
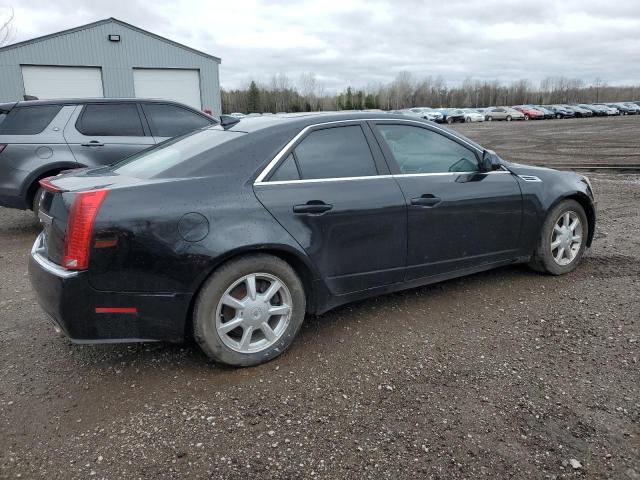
[81, 140, 104, 147]
[411, 195, 442, 207]
[293, 201, 333, 214]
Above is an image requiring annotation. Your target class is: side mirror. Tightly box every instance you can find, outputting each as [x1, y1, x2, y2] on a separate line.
[481, 150, 502, 172]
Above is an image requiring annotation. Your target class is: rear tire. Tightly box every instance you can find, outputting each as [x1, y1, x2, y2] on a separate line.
[193, 254, 306, 367]
[524, 115, 530, 120]
[487, 116, 493, 122]
[506, 115, 512, 122]
[446, 117, 453, 124]
[528, 199, 588, 275]
[31, 187, 43, 217]
[465, 116, 471, 123]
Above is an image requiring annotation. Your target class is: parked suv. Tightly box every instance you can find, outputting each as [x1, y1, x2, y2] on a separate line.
[0, 98, 218, 214]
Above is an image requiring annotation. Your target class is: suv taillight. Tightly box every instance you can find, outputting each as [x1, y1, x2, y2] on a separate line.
[63, 190, 108, 270]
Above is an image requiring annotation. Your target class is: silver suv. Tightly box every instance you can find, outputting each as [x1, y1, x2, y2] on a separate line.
[0, 98, 217, 213]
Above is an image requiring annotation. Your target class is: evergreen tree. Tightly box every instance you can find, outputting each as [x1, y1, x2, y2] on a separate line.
[364, 93, 376, 109]
[247, 81, 261, 113]
[345, 87, 354, 110]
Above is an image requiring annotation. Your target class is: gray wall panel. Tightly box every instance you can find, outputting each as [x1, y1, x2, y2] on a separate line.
[0, 19, 221, 113]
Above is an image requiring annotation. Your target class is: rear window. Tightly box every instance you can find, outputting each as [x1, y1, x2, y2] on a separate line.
[0, 105, 62, 135]
[77, 104, 144, 137]
[142, 103, 213, 138]
[112, 128, 243, 178]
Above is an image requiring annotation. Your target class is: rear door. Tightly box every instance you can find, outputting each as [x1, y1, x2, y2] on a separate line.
[371, 121, 522, 280]
[254, 122, 407, 295]
[64, 103, 154, 167]
[140, 103, 215, 143]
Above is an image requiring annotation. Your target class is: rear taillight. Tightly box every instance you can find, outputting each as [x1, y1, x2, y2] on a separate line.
[39, 176, 66, 193]
[0, 144, 6, 155]
[63, 190, 108, 271]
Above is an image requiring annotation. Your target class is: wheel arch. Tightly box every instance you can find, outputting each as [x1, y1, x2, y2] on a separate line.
[21, 162, 82, 210]
[184, 245, 320, 339]
[549, 192, 596, 248]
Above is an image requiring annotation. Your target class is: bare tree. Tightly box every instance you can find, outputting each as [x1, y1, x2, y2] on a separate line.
[1, 7, 15, 47]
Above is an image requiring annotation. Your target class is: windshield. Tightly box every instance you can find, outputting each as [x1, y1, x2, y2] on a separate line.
[112, 128, 245, 179]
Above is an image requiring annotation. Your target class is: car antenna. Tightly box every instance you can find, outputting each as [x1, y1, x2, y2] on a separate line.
[220, 115, 241, 130]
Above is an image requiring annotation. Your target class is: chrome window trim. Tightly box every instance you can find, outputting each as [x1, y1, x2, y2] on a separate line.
[255, 170, 511, 186]
[253, 118, 484, 185]
[31, 232, 78, 279]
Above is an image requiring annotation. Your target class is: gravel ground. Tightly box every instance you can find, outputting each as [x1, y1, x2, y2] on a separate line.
[1, 117, 639, 479]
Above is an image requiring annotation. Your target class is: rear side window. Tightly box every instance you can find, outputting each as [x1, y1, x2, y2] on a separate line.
[142, 103, 213, 137]
[292, 125, 377, 180]
[77, 104, 144, 137]
[270, 154, 300, 181]
[0, 105, 62, 135]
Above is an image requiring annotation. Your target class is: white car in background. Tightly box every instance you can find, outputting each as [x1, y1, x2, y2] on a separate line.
[593, 104, 619, 116]
[404, 107, 444, 123]
[461, 108, 486, 122]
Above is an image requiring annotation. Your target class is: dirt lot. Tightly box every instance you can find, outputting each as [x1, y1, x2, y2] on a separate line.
[1, 116, 639, 479]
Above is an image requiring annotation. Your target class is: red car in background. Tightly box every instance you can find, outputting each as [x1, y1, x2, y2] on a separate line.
[512, 106, 544, 120]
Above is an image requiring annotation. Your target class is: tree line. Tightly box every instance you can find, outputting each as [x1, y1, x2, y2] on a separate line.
[222, 72, 640, 114]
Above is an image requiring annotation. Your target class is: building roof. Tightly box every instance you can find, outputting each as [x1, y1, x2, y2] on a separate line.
[0, 17, 221, 63]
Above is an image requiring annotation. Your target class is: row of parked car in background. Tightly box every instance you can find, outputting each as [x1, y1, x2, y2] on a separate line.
[229, 101, 640, 124]
[391, 101, 640, 123]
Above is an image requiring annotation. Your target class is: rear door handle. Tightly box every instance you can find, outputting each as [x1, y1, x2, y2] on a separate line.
[411, 195, 442, 207]
[293, 201, 333, 214]
[81, 140, 104, 147]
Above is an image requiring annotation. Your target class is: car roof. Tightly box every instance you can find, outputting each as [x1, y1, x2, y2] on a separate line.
[15, 98, 201, 108]
[224, 111, 417, 133]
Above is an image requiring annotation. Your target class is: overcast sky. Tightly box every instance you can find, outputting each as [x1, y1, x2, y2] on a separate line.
[4, 0, 640, 92]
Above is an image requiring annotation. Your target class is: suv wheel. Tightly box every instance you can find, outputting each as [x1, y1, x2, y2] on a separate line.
[529, 199, 588, 275]
[193, 254, 306, 367]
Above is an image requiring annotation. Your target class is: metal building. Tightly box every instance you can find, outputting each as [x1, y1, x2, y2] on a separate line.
[0, 18, 221, 113]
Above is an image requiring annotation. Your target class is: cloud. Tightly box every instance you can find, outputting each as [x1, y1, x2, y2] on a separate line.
[4, 0, 640, 90]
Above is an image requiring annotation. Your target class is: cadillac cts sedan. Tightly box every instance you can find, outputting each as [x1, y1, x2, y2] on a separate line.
[29, 113, 596, 367]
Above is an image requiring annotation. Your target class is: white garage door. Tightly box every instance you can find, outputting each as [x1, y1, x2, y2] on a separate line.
[133, 69, 201, 109]
[21, 66, 104, 99]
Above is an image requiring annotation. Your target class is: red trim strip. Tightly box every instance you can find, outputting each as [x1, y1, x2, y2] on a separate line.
[95, 307, 138, 314]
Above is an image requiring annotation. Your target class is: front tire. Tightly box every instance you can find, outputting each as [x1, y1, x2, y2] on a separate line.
[529, 200, 588, 275]
[193, 254, 306, 367]
[446, 117, 453, 124]
[506, 115, 512, 122]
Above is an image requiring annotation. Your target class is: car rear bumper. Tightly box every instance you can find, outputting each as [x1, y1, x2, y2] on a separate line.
[28, 233, 191, 343]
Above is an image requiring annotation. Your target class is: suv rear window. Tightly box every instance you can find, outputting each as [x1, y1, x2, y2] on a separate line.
[142, 103, 213, 137]
[0, 105, 62, 135]
[77, 104, 144, 137]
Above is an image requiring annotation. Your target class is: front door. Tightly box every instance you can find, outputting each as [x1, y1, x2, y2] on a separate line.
[371, 121, 523, 280]
[64, 103, 154, 167]
[254, 122, 407, 295]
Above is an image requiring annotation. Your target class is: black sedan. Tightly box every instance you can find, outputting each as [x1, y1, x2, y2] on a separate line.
[29, 113, 596, 366]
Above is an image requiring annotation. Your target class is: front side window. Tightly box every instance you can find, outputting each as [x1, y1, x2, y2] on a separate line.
[142, 103, 213, 138]
[292, 125, 377, 180]
[377, 124, 478, 174]
[0, 105, 62, 135]
[77, 104, 144, 137]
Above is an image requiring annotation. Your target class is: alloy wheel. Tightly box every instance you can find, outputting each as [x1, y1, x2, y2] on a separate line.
[550, 211, 583, 266]
[215, 273, 293, 353]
